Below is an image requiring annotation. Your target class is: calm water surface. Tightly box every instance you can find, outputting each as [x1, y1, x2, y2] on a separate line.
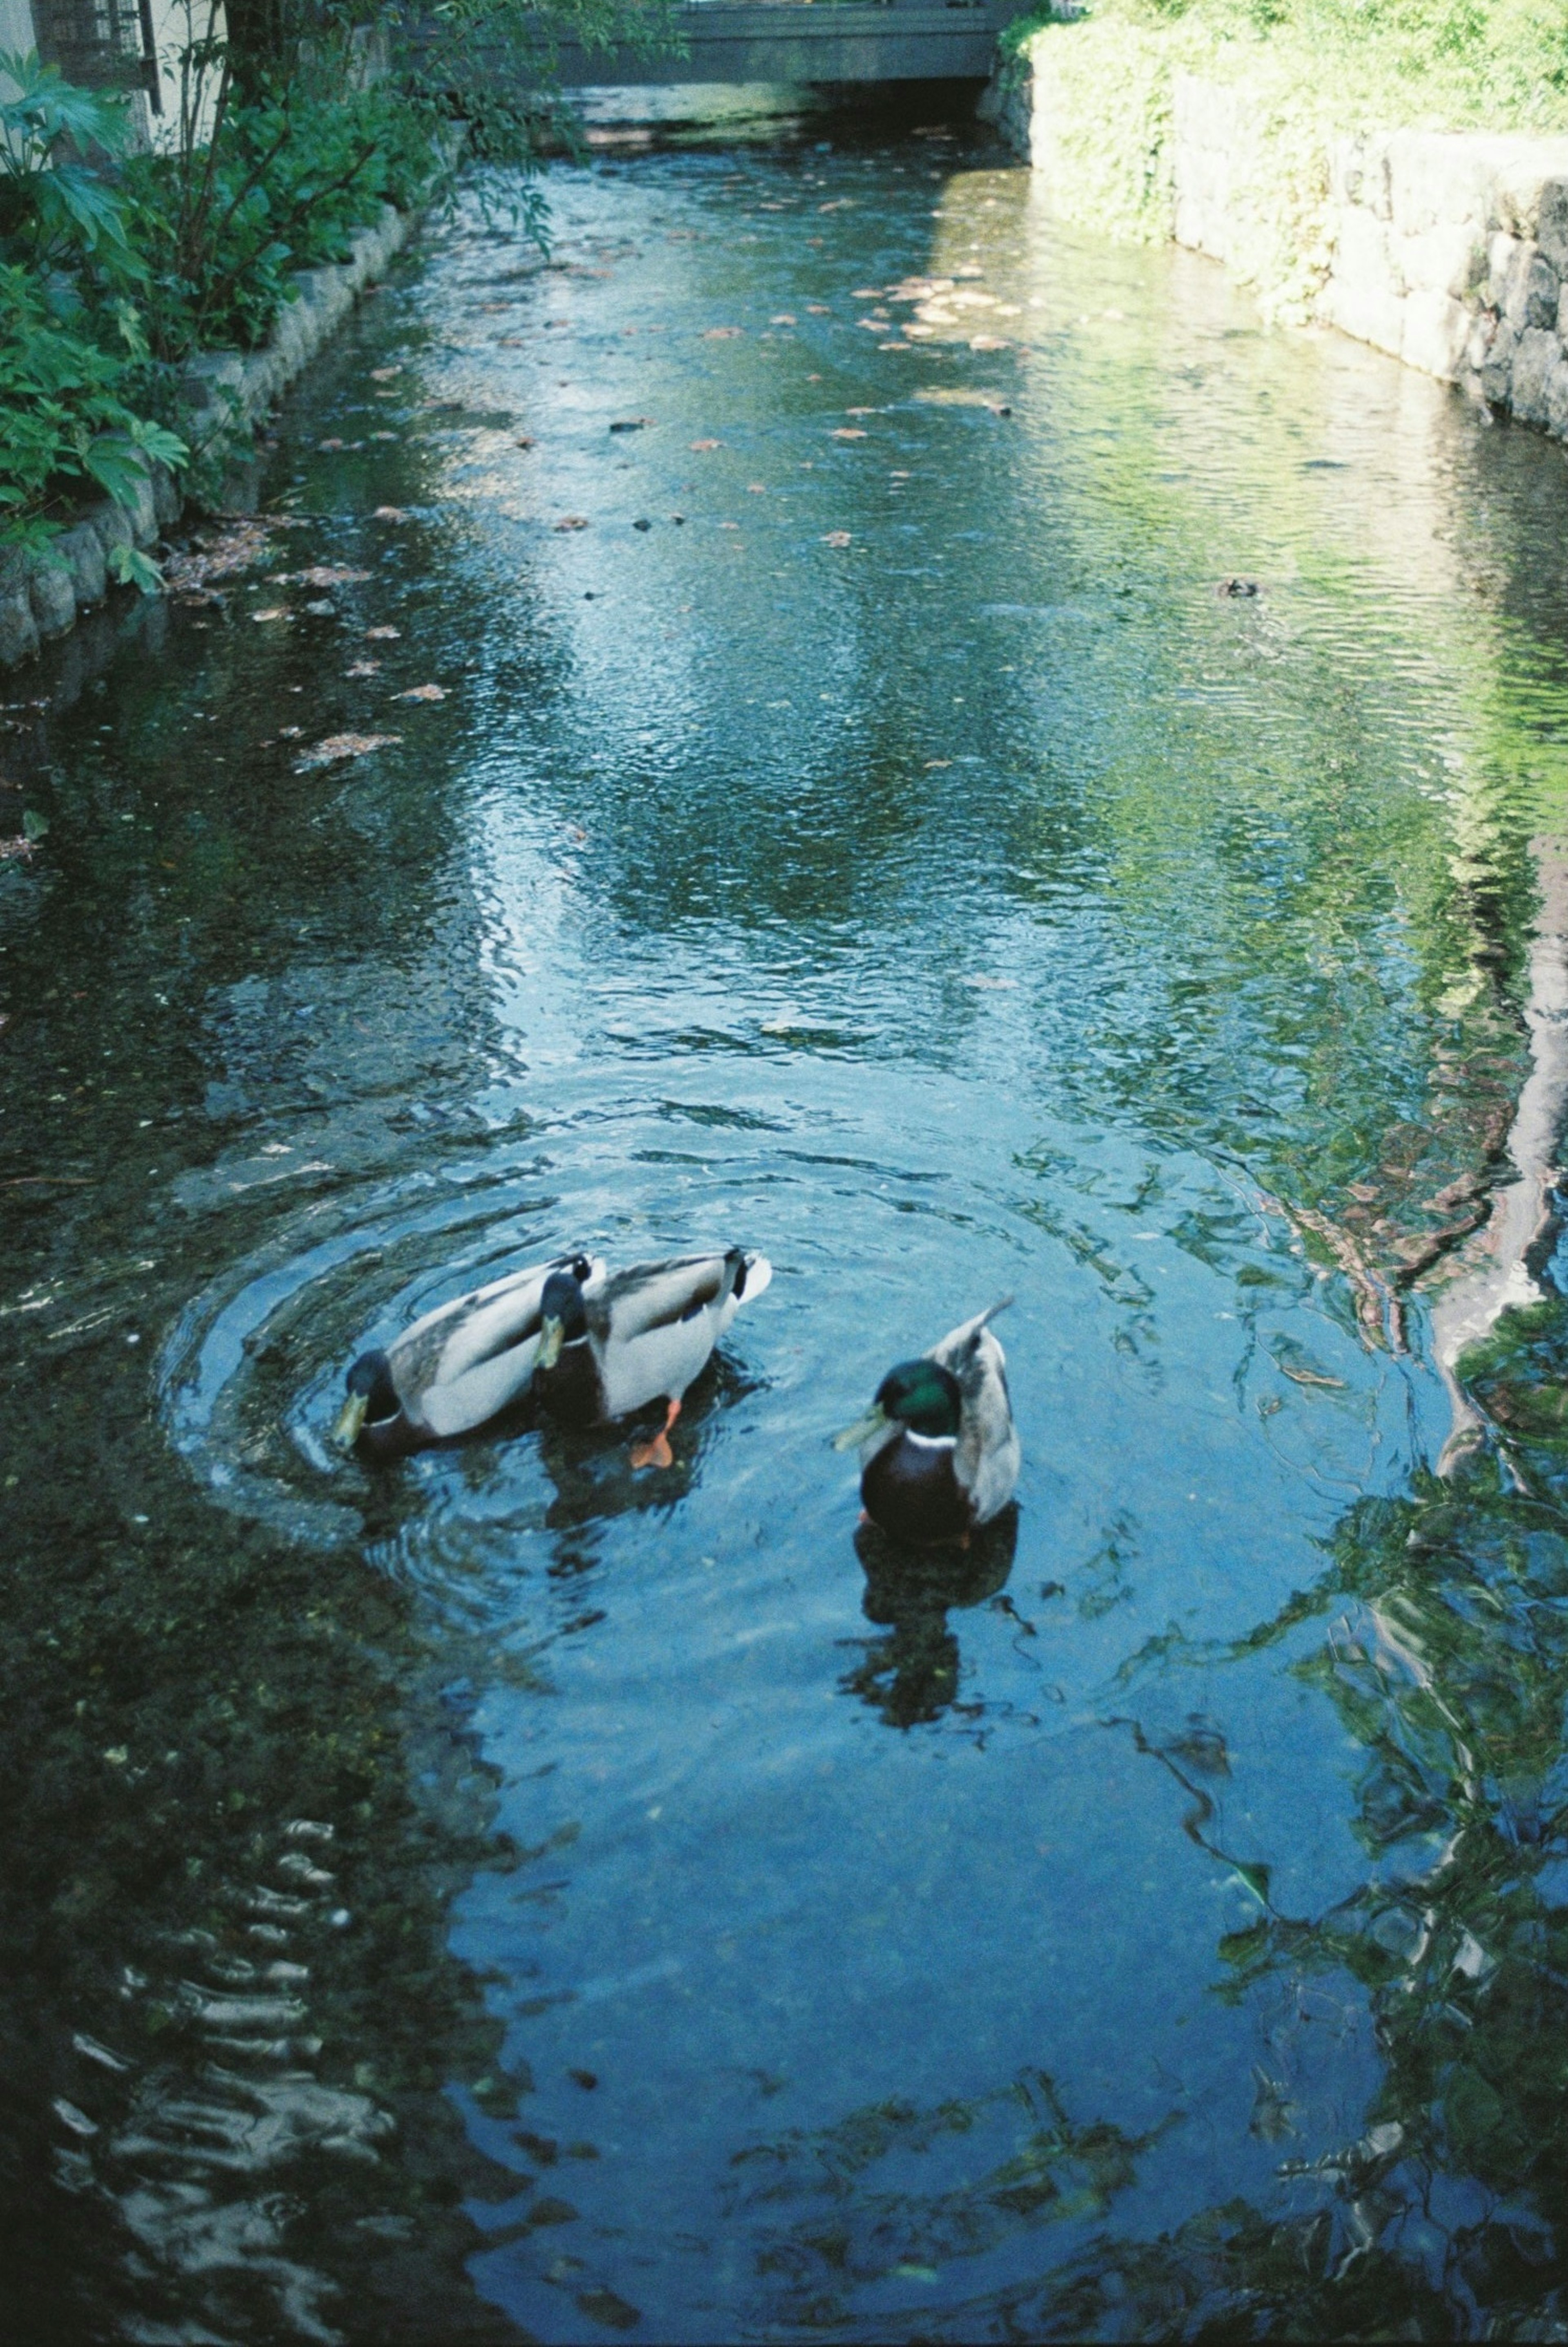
[8, 111, 1568, 2342]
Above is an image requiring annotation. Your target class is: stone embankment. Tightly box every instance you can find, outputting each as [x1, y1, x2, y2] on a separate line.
[0, 200, 415, 669]
[1322, 133, 1568, 425]
[991, 44, 1568, 442]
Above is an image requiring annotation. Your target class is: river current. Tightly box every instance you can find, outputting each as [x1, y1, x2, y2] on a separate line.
[7, 105, 1568, 2342]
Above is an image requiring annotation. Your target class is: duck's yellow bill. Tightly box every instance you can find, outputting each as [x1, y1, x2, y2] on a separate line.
[536, 1316, 565, 1372]
[333, 1392, 368, 1452]
[832, 1404, 889, 1453]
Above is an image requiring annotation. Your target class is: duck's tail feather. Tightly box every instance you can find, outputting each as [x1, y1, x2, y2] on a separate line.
[933, 1297, 1014, 1370]
[733, 1250, 773, 1305]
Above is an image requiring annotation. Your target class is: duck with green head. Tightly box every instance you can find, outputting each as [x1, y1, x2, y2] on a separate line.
[833, 1300, 1020, 1544]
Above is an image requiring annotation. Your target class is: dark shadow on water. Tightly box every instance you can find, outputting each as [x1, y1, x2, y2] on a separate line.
[842, 1508, 1019, 1727]
[0, 1423, 534, 2345]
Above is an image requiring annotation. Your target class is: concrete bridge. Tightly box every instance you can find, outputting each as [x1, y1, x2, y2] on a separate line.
[552, 0, 1029, 89]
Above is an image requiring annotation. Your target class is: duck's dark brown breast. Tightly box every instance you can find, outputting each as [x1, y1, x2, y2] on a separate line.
[862, 1434, 972, 1546]
[359, 1410, 422, 1463]
[535, 1338, 604, 1428]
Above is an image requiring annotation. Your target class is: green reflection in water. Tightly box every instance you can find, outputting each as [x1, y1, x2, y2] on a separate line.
[731, 1292, 1568, 2338]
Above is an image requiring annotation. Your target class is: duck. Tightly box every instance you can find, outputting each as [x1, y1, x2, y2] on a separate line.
[832, 1300, 1020, 1544]
[533, 1248, 773, 1468]
[333, 1251, 606, 1459]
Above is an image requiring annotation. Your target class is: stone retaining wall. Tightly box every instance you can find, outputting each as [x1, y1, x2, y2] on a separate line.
[993, 44, 1568, 443]
[977, 49, 1039, 160]
[1322, 128, 1568, 423]
[0, 198, 417, 669]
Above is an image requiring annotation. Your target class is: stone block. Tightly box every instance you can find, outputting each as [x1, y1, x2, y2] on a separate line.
[1174, 71, 1247, 157]
[318, 285, 352, 337]
[1396, 218, 1486, 301]
[241, 350, 281, 410]
[118, 465, 159, 548]
[1466, 309, 1500, 371]
[28, 556, 76, 637]
[1175, 171, 1232, 263]
[1510, 325, 1561, 423]
[1481, 317, 1519, 403]
[1548, 357, 1568, 437]
[1526, 252, 1558, 325]
[1508, 246, 1558, 328]
[1403, 289, 1471, 379]
[1488, 136, 1568, 238]
[0, 579, 39, 666]
[1026, 48, 1065, 177]
[180, 349, 246, 419]
[216, 450, 264, 517]
[150, 463, 182, 528]
[287, 312, 327, 372]
[292, 268, 334, 315]
[1541, 177, 1568, 274]
[91, 499, 134, 565]
[1487, 231, 1525, 309]
[1388, 130, 1496, 233]
[1326, 204, 1405, 354]
[270, 294, 310, 354]
[243, 352, 276, 410]
[1485, 231, 1560, 327]
[54, 521, 105, 607]
[1333, 133, 1391, 220]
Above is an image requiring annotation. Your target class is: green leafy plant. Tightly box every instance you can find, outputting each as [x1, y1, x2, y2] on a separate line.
[0, 53, 186, 566]
[124, 77, 445, 357]
[0, 49, 140, 275]
[0, 0, 672, 566]
[106, 543, 167, 593]
[0, 263, 185, 555]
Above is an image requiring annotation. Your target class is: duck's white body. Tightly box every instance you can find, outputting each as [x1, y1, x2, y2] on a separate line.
[536, 1249, 773, 1430]
[929, 1306, 1021, 1525]
[598, 1252, 772, 1417]
[402, 1254, 608, 1437]
[345, 1252, 608, 1453]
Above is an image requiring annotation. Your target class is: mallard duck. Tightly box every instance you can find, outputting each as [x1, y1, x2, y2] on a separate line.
[833, 1300, 1020, 1544]
[334, 1251, 606, 1459]
[533, 1248, 773, 1468]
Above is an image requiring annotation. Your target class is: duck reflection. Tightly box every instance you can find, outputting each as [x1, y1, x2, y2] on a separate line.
[532, 1354, 762, 1535]
[842, 1510, 1019, 1727]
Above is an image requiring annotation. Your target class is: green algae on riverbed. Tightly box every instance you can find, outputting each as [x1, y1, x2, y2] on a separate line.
[8, 111, 1568, 2342]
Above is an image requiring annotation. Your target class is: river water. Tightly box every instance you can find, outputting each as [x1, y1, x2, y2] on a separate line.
[8, 105, 1568, 2343]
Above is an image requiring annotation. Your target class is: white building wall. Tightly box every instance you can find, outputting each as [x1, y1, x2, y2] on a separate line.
[143, 0, 227, 151]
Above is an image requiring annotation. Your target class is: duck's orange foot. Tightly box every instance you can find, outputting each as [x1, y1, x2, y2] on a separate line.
[630, 1397, 682, 1472]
